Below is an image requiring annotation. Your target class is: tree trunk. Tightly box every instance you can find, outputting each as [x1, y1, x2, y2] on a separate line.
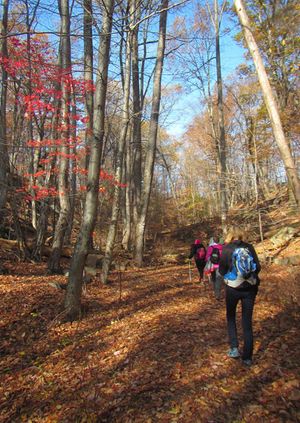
[131, 0, 142, 233]
[84, 0, 93, 170]
[122, 143, 132, 250]
[24, 0, 40, 230]
[234, 0, 300, 208]
[0, 0, 9, 218]
[64, 0, 115, 320]
[101, 8, 131, 284]
[134, 0, 168, 266]
[48, 0, 71, 273]
[32, 50, 62, 260]
[64, 88, 77, 244]
[214, 0, 227, 228]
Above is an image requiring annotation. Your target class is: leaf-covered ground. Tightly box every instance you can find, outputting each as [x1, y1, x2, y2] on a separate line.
[0, 261, 299, 422]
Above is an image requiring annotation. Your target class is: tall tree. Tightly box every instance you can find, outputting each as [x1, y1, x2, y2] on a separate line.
[0, 0, 9, 218]
[212, 0, 227, 226]
[65, 0, 115, 320]
[134, 0, 169, 266]
[234, 0, 300, 208]
[83, 0, 93, 168]
[131, 0, 142, 237]
[48, 0, 72, 273]
[101, 0, 132, 284]
[24, 0, 41, 231]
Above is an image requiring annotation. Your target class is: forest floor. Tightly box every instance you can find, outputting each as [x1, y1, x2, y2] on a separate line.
[0, 259, 299, 423]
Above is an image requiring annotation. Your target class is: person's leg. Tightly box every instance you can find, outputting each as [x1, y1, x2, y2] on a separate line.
[209, 269, 216, 291]
[195, 260, 202, 281]
[211, 269, 216, 284]
[214, 270, 223, 300]
[199, 261, 205, 279]
[241, 289, 257, 361]
[226, 287, 240, 350]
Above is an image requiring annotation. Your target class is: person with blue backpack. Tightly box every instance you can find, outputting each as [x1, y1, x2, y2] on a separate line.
[189, 239, 206, 283]
[218, 227, 261, 366]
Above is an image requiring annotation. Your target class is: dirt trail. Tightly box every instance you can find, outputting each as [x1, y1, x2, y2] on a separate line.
[0, 262, 299, 422]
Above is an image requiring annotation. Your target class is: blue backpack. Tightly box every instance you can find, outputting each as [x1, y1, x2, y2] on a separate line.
[224, 247, 257, 287]
[233, 247, 256, 279]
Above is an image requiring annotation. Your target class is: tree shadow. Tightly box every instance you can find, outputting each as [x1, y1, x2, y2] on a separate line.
[1, 265, 299, 422]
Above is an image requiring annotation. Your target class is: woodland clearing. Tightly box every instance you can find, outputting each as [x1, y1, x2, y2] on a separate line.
[1, 0, 299, 420]
[0, 249, 299, 423]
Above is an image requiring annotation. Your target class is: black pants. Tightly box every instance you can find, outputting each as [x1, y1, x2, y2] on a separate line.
[225, 285, 258, 360]
[195, 259, 205, 278]
[211, 269, 222, 299]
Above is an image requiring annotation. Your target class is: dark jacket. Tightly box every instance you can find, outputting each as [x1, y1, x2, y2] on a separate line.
[219, 240, 261, 288]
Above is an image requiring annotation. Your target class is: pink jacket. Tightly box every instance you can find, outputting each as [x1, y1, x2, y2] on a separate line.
[206, 243, 223, 270]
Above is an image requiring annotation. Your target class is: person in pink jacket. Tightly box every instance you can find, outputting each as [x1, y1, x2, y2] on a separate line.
[205, 237, 224, 299]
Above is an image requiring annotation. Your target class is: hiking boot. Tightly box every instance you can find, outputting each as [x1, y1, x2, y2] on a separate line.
[227, 347, 240, 358]
[242, 359, 253, 367]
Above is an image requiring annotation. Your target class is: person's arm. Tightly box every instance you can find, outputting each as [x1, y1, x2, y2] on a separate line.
[205, 245, 212, 261]
[188, 244, 195, 259]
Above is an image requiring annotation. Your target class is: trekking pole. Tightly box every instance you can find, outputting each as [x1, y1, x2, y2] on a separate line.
[188, 260, 192, 283]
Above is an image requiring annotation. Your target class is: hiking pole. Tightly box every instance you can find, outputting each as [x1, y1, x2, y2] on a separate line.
[188, 260, 192, 283]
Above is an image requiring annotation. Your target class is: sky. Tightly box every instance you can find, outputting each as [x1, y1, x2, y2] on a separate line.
[164, 2, 247, 138]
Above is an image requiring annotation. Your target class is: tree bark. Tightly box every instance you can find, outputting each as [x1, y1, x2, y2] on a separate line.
[134, 0, 168, 266]
[0, 0, 9, 218]
[32, 48, 62, 260]
[83, 0, 93, 169]
[64, 0, 115, 320]
[214, 0, 227, 227]
[101, 5, 131, 284]
[122, 141, 132, 250]
[48, 0, 71, 273]
[131, 0, 142, 233]
[234, 0, 300, 208]
[64, 87, 77, 245]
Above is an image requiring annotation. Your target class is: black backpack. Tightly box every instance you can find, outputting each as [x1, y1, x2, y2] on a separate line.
[210, 247, 220, 264]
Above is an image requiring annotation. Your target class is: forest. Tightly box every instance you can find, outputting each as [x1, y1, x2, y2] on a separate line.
[0, 0, 299, 421]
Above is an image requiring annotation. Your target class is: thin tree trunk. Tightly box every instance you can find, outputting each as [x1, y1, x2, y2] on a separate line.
[48, 0, 71, 273]
[84, 0, 93, 169]
[134, 0, 168, 266]
[122, 140, 132, 250]
[64, 87, 77, 244]
[131, 0, 142, 232]
[159, 150, 182, 224]
[82, 0, 95, 250]
[234, 0, 300, 208]
[206, 62, 219, 214]
[0, 0, 9, 218]
[101, 10, 131, 284]
[32, 51, 62, 260]
[65, 0, 115, 320]
[214, 0, 227, 227]
[24, 0, 40, 230]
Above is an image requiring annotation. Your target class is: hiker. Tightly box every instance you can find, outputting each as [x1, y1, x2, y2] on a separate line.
[205, 237, 223, 299]
[218, 227, 261, 366]
[189, 239, 206, 282]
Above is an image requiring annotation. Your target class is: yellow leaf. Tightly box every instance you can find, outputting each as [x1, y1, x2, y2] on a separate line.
[169, 405, 181, 414]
